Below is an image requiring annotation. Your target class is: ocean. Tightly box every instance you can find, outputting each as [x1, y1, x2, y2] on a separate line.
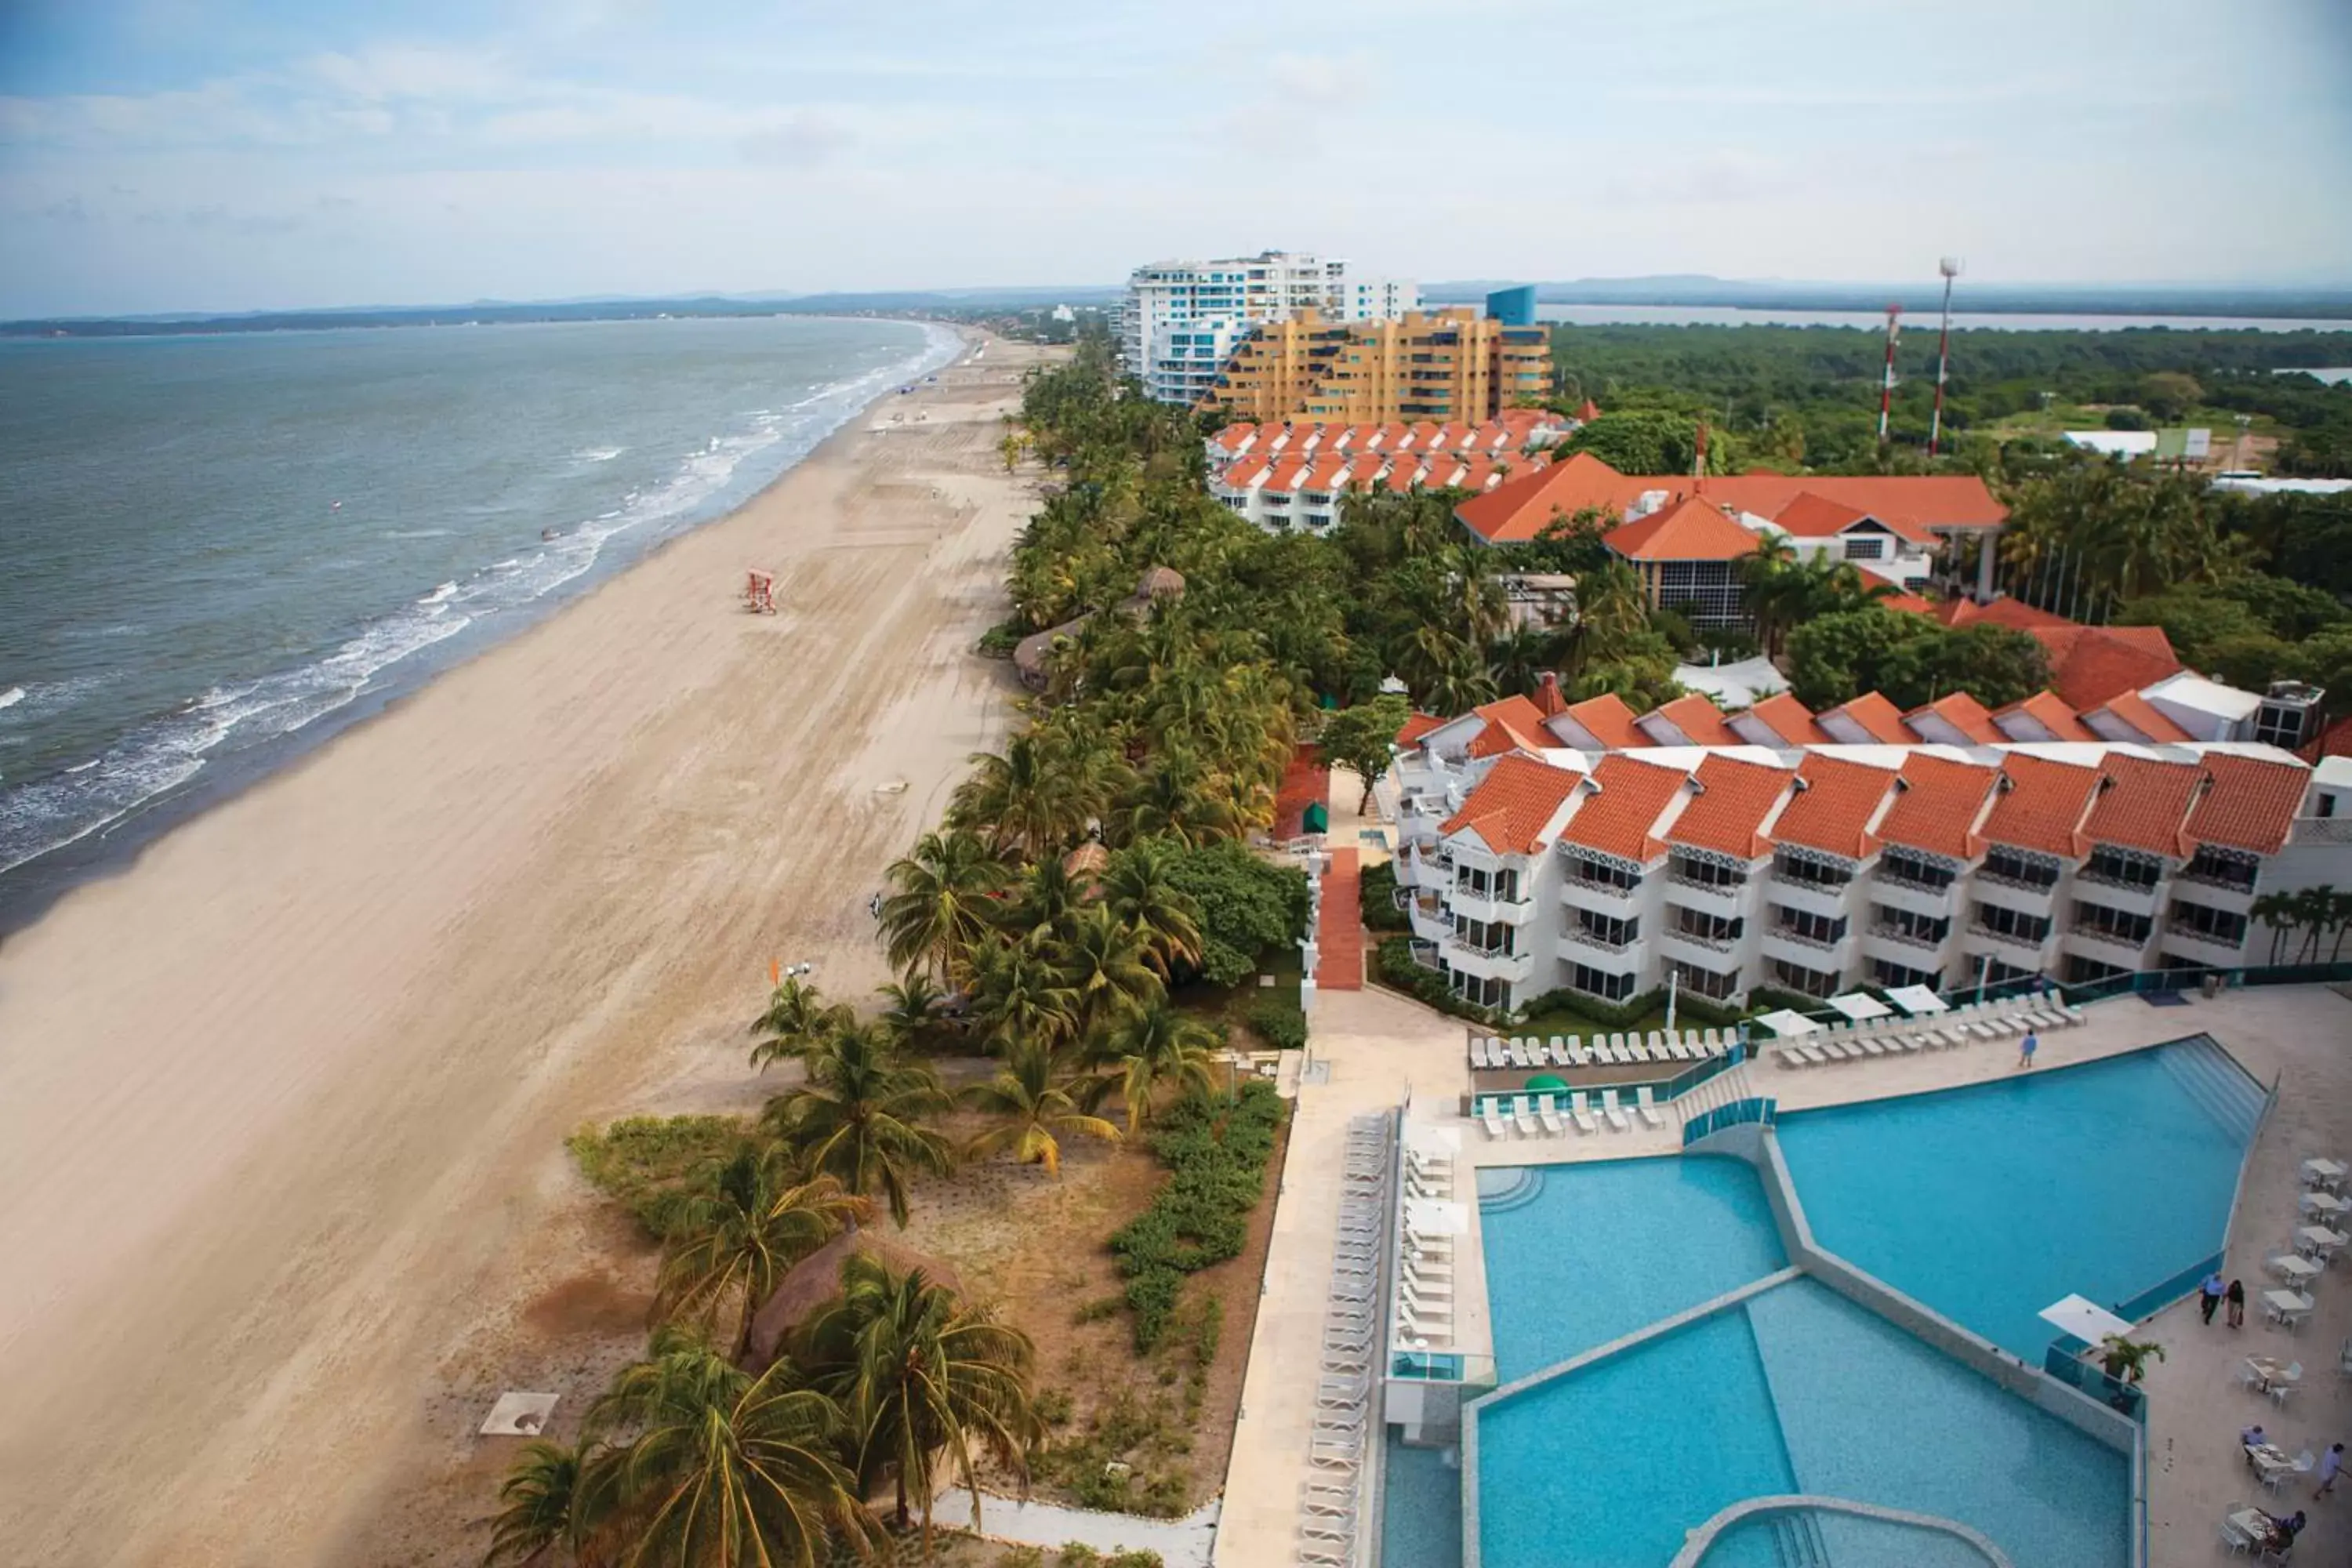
[0, 314, 959, 915]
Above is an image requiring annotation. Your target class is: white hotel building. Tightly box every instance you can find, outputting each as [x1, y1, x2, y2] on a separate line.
[1116, 252, 1415, 405]
[1386, 694, 2352, 1017]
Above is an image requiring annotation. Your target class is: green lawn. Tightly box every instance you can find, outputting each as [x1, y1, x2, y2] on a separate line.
[1170, 945, 1304, 1048]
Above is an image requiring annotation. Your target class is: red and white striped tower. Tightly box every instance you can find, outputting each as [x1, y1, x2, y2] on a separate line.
[1928, 256, 1962, 456]
[1876, 303, 1903, 442]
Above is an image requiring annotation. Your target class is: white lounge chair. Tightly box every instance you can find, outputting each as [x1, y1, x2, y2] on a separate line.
[1566, 1034, 1591, 1067]
[1480, 1101, 1510, 1140]
[1601, 1088, 1632, 1132]
[1537, 1093, 1566, 1135]
[1635, 1085, 1668, 1129]
[1512, 1094, 1540, 1137]
[1568, 1091, 1599, 1134]
[1702, 1027, 1722, 1055]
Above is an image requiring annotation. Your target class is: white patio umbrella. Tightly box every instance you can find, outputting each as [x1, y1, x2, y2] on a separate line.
[1826, 991, 1893, 1022]
[1751, 1008, 1822, 1038]
[1404, 1198, 1469, 1236]
[2039, 1294, 2132, 1345]
[1886, 984, 1949, 1016]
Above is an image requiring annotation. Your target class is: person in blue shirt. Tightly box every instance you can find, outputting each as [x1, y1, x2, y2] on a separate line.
[2200, 1271, 2227, 1324]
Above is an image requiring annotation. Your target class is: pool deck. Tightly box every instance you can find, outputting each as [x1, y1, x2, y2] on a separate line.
[1214, 979, 2352, 1568]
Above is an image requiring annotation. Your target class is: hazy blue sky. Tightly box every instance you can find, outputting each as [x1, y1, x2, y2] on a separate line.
[3, 0, 2349, 316]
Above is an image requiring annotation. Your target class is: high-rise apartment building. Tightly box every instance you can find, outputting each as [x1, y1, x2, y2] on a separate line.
[1117, 252, 1415, 405]
[1200, 307, 1552, 424]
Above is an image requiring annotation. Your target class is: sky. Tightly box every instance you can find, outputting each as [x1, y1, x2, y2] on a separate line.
[2, 0, 2350, 318]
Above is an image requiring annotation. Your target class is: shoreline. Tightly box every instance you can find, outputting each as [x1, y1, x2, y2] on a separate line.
[0, 331, 1055, 1564]
[0, 317, 966, 940]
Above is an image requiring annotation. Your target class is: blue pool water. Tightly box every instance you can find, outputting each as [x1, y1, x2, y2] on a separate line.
[1775, 1038, 2258, 1356]
[1479, 1156, 1787, 1381]
[1382, 1433, 1463, 1568]
[1475, 1279, 2129, 1568]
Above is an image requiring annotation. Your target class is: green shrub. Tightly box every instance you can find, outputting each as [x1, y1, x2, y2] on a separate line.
[1060, 1548, 1102, 1568]
[1107, 1552, 1167, 1568]
[978, 619, 1026, 657]
[1108, 1081, 1283, 1350]
[995, 1551, 1046, 1568]
[565, 1115, 746, 1238]
[1073, 1296, 1125, 1325]
[1242, 995, 1306, 1051]
[1359, 861, 1409, 931]
[1372, 937, 1498, 1024]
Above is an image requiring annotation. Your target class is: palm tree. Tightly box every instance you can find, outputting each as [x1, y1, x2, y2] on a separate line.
[1000, 854, 1090, 946]
[2251, 891, 2295, 965]
[1054, 902, 1164, 1041]
[1098, 840, 1203, 979]
[877, 972, 951, 1054]
[1112, 756, 1243, 848]
[2096, 1334, 2167, 1386]
[1098, 1002, 1221, 1133]
[878, 831, 1012, 985]
[652, 1147, 865, 1359]
[800, 1256, 1045, 1555]
[749, 975, 855, 1073]
[761, 1022, 955, 1228]
[960, 1045, 1121, 1175]
[585, 1327, 873, 1568]
[949, 735, 1089, 858]
[483, 1439, 606, 1566]
[964, 935, 1080, 1056]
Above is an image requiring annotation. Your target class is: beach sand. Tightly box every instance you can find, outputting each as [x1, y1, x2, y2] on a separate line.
[0, 334, 1057, 1566]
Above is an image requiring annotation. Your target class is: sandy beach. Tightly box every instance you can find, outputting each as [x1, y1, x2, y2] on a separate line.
[0, 333, 1055, 1566]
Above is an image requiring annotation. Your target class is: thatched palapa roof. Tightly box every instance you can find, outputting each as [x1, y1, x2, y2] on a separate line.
[1062, 842, 1110, 878]
[1010, 568, 1185, 693]
[742, 1226, 965, 1371]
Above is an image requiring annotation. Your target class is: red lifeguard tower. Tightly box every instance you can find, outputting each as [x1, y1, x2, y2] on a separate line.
[743, 569, 777, 615]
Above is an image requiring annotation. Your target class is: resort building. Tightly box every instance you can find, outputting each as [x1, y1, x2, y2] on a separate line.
[1116, 251, 1415, 405]
[1203, 412, 1567, 533]
[1385, 684, 2350, 1016]
[1198, 307, 1553, 425]
[1454, 453, 2010, 619]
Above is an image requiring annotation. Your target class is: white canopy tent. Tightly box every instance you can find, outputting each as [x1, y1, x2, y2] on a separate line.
[2040, 1294, 2132, 1345]
[1826, 992, 1894, 1022]
[1751, 1008, 1822, 1038]
[1887, 985, 1950, 1016]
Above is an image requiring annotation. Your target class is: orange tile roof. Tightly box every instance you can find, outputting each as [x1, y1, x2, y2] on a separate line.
[1879, 753, 2001, 859]
[2090, 689, 2192, 743]
[1905, 691, 2002, 744]
[2185, 753, 2310, 855]
[2303, 711, 2352, 763]
[1664, 755, 1793, 858]
[1646, 692, 1743, 746]
[1454, 452, 1642, 543]
[1994, 690, 2095, 742]
[1824, 691, 1912, 744]
[1224, 457, 1271, 489]
[1933, 596, 2075, 632]
[1981, 754, 2100, 857]
[1269, 456, 1311, 492]
[1677, 473, 2008, 534]
[1395, 712, 1445, 748]
[1604, 495, 1763, 564]
[1560, 693, 1646, 750]
[1555, 754, 1688, 862]
[2084, 752, 2202, 857]
[1877, 590, 1937, 615]
[1210, 423, 1255, 452]
[1769, 491, 1936, 547]
[2033, 624, 2182, 708]
[1770, 753, 1896, 859]
[1439, 753, 1584, 855]
[1464, 694, 1554, 759]
[1737, 691, 1831, 746]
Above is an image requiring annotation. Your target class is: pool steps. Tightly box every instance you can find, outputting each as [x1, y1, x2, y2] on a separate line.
[2151, 1034, 2265, 1145]
[1768, 1507, 1830, 1568]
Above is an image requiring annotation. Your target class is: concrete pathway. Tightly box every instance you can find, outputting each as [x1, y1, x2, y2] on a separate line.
[931, 1487, 1218, 1566]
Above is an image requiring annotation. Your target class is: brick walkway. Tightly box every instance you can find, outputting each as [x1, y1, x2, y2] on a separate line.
[1315, 847, 1363, 989]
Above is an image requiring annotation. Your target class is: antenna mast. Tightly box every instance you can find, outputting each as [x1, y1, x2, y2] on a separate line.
[1929, 256, 1962, 456]
[1876, 303, 1903, 442]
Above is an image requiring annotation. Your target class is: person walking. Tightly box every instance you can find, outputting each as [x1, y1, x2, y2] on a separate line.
[2200, 1270, 2227, 1324]
[2017, 1029, 2039, 1070]
[2226, 1277, 2247, 1329]
[2318, 1442, 2344, 1498]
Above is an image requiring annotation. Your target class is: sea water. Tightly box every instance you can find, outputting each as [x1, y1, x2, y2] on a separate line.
[0, 314, 958, 909]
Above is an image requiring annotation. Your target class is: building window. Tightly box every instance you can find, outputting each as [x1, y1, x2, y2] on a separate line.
[1450, 916, 1515, 956]
[2167, 900, 2249, 947]
[1669, 854, 1748, 891]
[1869, 902, 1949, 947]
[2082, 845, 2165, 890]
[1842, 535, 1886, 561]
[1670, 904, 1744, 946]
[1869, 956, 1942, 990]
[1877, 848, 1957, 891]
[1668, 959, 1741, 1000]
[1968, 954, 2042, 987]
[1769, 956, 1842, 998]
[1771, 904, 1848, 947]
[1973, 901, 2053, 946]
[2071, 901, 2153, 946]
[1450, 970, 1506, 1009]
[1980, 846, 2061, 891]
[2063, 953, 2129, 985]
[1569, 963, 1636, 1002]
[1574, 909, 1640, 949]
[1650, 560, 1745, 628]
[2180, 846, 2258, 892]
[1564, 854, 1642, 892]
[1773, 852, 1854, 891]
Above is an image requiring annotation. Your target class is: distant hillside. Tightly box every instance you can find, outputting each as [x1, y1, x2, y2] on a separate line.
[1420, 276, 2352, 319]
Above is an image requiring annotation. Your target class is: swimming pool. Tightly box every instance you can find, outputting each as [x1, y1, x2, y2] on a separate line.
[1775, 1035, 2261, 1356]
[1475, 1278, 2130, 1568]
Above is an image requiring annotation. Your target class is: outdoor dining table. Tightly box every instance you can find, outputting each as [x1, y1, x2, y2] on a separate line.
[2298, 1224, 2348, 1258]
[2245, 1355, 2290, 1389]
[2263, 1289, 2315, 1327]
[2303, 1191, 2349, 1218]
[2274, 1254, 2323, 1283]
[2303, 1156, 2348, 1190]
[2228, 1507, 2280, 1549]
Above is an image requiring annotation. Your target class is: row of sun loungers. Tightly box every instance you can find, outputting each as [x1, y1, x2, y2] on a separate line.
[1305, 1114, 1394, 1563]
[1479, 1086, 1667, 1140]
[1769, 995, 2085, 1069]
[1470, 1026, 1734, 1072]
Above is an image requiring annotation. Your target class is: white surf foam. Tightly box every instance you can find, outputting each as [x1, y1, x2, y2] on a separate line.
[0, 687, 22, 712]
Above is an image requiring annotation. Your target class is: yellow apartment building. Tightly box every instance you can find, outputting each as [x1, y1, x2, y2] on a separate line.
[1199, 307, 1552, 423]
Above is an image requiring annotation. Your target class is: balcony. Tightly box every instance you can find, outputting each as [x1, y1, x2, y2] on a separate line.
[2162, 916, 2249, 964]
[2064, 924, 2151, 966]
[1871, 877, 1955, 920]
[1443, 940, 1534, 984]
[1762, 927, 1850, 974]
[1767, 875, 1852, 920]
[1968, 919, 2053, 960]
[1559, 877, 1642, 919]
[1664, 869, 1751, 918]
[1404, 897, 1451, 946]
[2172, 868, 2259, 910]
[1450, 887, 1537, 926]
[1864, 920, 1947, 954]
[1658, 927, 1737, 972]
[2071, 869, 2166, 916]
[2291, 816, 2352, 848]
[1969, 875, 2058, 921]
[1557, 932, 1646, 972]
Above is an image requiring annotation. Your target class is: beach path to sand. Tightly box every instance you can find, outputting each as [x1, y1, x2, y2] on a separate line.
[0, 336, 1055, 1566]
